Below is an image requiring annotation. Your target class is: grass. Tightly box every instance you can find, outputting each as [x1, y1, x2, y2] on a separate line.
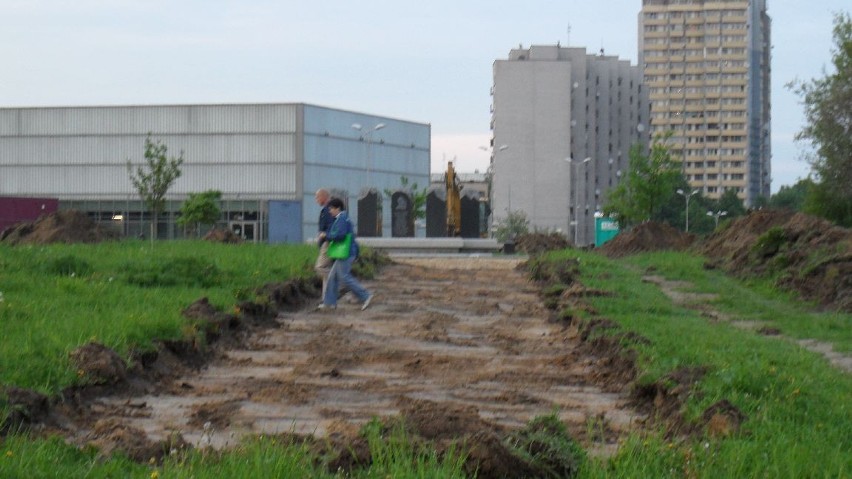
[1, 242, 850, 477]
[0, 240, 316, 394]
[545, 249, 851, 478]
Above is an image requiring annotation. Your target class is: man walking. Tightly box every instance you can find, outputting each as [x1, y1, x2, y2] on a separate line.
[314, 188, 333, 302]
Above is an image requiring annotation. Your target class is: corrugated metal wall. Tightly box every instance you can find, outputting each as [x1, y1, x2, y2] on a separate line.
[300, 105, 430, 241]
[0, 104, 299, 199]
[0, 103, 431, 241]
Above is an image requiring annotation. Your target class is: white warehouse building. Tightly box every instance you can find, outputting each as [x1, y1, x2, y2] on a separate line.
[491, 45, 649, 245]
[0, 103, 430, 242]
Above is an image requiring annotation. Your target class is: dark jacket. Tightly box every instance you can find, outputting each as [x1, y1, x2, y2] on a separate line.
[318, 205, 333, 246]
[327, 211, 359, 259]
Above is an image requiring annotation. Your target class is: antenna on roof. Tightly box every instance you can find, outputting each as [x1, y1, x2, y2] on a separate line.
[566, 24, 571, 46]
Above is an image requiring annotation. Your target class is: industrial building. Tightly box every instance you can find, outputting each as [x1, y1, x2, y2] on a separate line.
[0, 103, 430, 242]
[490, 45, 649, 245]
[639, 0, 771, 205]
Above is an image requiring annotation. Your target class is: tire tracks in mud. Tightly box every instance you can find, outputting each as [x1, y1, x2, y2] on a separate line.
[72, 257, 645, 456]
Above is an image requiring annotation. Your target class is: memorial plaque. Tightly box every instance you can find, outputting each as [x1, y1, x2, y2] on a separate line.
[357, 189, 380, 237]
[459, 193, 481, 238]
[391, 191, 414, 237]
[425, 189, 447, 237]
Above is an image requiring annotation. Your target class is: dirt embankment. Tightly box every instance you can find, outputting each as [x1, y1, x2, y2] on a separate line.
[699, 209, 852, 312]
[0, 210, 119, 245]
[599, 221, 695, 258]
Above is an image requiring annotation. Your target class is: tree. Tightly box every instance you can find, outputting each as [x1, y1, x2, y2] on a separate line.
[602, 136, 684, 228]
[789, 12, 852, 226]
[177, 190, 222, 238]
[493, 209, 529, 243]
[127, 135, 184, 241]
[769, 178, 814, 211]
[717, 188, 747, 218]
[384, 176, 428, 220]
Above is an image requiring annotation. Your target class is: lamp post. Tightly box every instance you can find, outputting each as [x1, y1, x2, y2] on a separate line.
[676, 188, 700, 232]
[565, 157, 591, 245]
[707, 210, 727, 228]
[352, 122, 385, 188]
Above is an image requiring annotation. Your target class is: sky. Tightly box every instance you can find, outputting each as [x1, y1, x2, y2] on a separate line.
[1, 1, 846, 193]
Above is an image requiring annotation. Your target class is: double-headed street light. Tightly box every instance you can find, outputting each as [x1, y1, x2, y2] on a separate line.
[676, 188, 700, 232]
[707, 210, 728, 228]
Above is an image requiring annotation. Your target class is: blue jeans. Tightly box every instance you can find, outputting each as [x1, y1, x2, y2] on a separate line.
[323, 257, 370, 306]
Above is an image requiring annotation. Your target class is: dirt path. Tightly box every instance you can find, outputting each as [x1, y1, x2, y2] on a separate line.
[69, 257, 644, 457]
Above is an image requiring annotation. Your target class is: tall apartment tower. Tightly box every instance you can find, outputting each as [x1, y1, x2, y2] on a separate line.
[639, 0, 771, 205]
[491, 45, 648, 245]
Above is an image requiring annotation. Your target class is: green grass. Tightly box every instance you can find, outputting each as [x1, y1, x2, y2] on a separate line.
[2, 243, 850, 477]
[545, 249, 851, 478]
[0, 240, 316, 394]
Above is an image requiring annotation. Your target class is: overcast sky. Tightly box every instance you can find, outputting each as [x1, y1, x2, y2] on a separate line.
[1, 0, 846, 193]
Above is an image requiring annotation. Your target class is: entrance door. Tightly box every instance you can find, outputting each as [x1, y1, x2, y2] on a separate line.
[230, 221, 257, 241]
[268, 200, 302, 244]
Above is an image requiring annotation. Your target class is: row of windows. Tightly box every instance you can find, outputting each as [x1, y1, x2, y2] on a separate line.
[645, 47, 746, 57]
[644, 9, 746, 20]
[673, 135, 745, 144]
[652, 97, 745, 107]
[643, 35, 746, 45]
[686, 160, 745, 169]
[650, 85, 745, 94]
[704, 186, 745, 194]
[690, 173, 745, 181]
[682, 148, 746, 156]
[652, 110, 747, 120]
[645, 72, 748, 82]
[644, 22, 746, 33]
[646, 60, 748, 69]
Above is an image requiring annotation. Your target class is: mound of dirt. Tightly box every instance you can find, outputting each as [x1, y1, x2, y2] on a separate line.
[0, 210, 119, 245]
[699, 209, 852, 312]
[203, 228, 243, 243]
[514, 232, 570, 254]
[599, 221, 695, 258]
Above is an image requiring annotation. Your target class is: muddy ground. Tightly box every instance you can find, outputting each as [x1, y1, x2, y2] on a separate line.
[41, 257, 649, 474]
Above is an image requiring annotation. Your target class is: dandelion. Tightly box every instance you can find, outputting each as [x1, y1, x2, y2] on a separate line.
[150, 471, 159, 479]
[5, 450, 13, 457]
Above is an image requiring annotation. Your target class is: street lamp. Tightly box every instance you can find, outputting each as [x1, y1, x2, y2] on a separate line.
[565, 156, 591, 245]
[707, 210, 727, 229]
[352, 122, 386, 187]
[676, 188, 700, 232]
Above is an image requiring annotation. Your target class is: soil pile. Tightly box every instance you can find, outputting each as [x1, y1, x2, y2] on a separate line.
[203, 228, 243, 243]
[599, 221, 695, 258]
[514, 232, 570, 254]
[699, 209, 852, 312]
[0, 210, 119, 245]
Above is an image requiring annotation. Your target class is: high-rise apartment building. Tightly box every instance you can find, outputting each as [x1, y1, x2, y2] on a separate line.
[491, 45, 647, 245]
[639, 0, 771, 205]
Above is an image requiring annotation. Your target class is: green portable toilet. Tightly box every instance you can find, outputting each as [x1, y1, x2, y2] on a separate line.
[595, 216, 619, 247]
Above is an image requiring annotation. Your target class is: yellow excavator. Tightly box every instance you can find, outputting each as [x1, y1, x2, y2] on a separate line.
[445, 161, 462, 236]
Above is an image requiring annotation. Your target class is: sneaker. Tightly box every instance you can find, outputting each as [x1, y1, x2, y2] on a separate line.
[361, 294, 374, 311]
[316, 304, 336, 311]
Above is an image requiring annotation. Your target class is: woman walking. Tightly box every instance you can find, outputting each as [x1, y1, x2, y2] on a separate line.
[317, 198, 374, 310]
